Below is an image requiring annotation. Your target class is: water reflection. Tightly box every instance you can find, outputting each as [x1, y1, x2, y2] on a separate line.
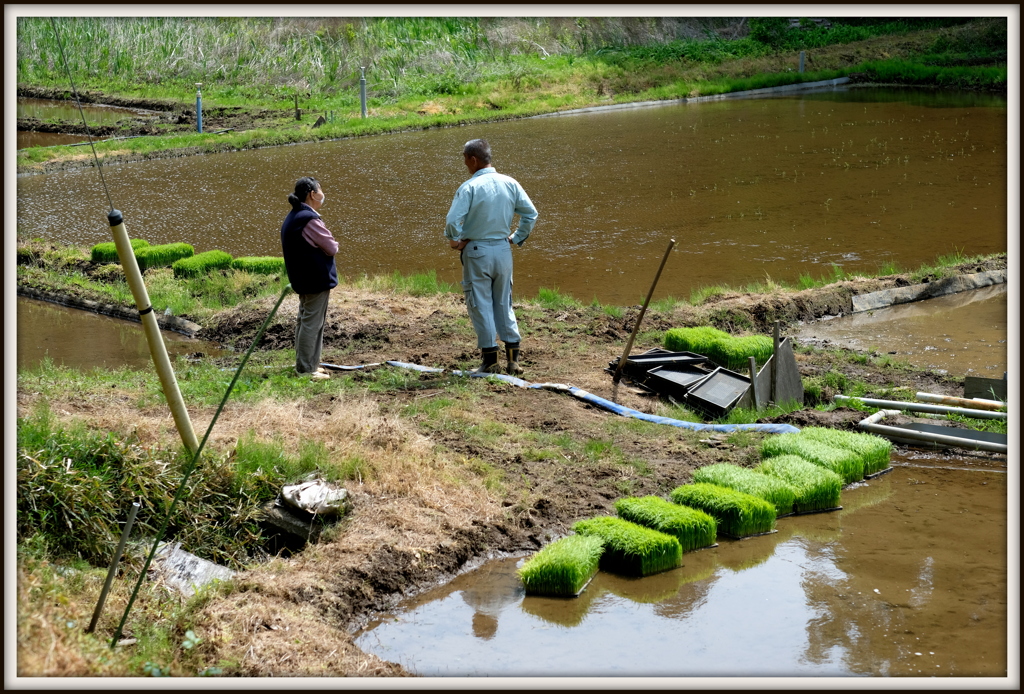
[16, 88, 1007, 305]
[355, 459, 1007, 677]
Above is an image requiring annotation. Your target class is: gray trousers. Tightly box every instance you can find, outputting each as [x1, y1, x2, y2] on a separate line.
[295, 290, 331, 373]
[461, 238, 521, 349]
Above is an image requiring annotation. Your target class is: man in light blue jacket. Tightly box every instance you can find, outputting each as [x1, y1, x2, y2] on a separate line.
[445, 138, 539, 374]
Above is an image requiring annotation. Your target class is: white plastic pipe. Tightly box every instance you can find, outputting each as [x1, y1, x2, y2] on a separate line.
[835, 395, 1007, 421]
[858, 420, 1007, 454]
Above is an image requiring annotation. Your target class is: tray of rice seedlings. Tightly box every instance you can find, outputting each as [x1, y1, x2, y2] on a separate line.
[692, 463, 796, 516]
[614, 496, 717, 553]
[571, 516, 682, 577]
[712, 335, 775, 372]
[755, 455, 843, 514]
[669, 483, 776, 539]
[760, 433, 865, 485]
[797, 427, 893, 476]
[517, 534, 606, 597]
[663, 326, 732, 355]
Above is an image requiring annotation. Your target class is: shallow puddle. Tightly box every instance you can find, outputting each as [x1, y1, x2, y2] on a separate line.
[355, 454, 1007, 677]
[17, 131, 95, 149]
[795, 284, 1007, 375]
[15, 296, 223, 371]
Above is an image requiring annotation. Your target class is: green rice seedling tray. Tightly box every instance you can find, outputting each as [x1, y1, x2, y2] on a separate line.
[517, 534, 605, 597]
[571, 516, 682, 577]
[797, 427, 893, 475]
[614, 496, 717, 553]
[760, 434, 865, 484]
[755, 454, 843, 513]
[669, 483, 776, 538]
[692, 463, 796, 515]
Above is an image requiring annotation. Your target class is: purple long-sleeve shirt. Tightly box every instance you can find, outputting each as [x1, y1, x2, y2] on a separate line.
[301, 213, 338, 256]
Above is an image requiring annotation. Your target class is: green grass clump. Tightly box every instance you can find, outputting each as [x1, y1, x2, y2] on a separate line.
[517, 535, 605, 597]
[797, 427, 893, 475]
[756, 455, 843, 513]
[614, 496, 717, 553]
[572, 516, 682, 577]
[669, 483, 776, 538]
[231, 256, 286, 275]
[136, 243, 195, 272]
[172, 249, 233, 279]
[760, 434, 865, 484]
[691, 463, 796, 515]
[90, 238, 150, 263]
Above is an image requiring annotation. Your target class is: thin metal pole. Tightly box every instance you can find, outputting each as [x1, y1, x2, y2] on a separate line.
[195, 83, 203, 134]
[613, 238, 676, 383]
[86, 501, 141, 634]
[360, 67, 367, 118]
[799, 51, 806, 73]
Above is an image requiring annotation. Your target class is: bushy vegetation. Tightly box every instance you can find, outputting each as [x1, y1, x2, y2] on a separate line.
[614, 495, 717, 553]
[692, 463, 796, 515]
[172, 249, 233, 279]
[797, 427, 892, 475]
[91, 238, 149, 264]
[760, 433, 865, 484]
[669, 482, 776, 538]
[572, 516, 682, 577]
[756, 455, 843, 513]
[517, 534, 605, 597]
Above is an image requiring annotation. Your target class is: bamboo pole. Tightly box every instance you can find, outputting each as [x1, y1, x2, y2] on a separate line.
[108, 209, 199, 453]
[613, 239, 676, 383]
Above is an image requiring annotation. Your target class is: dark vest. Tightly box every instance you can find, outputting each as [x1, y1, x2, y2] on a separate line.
[280, 205, 338, 295]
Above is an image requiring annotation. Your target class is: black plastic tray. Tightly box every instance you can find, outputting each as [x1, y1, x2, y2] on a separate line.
[645, 365, 714, 400]
[684, 367, 751, 418]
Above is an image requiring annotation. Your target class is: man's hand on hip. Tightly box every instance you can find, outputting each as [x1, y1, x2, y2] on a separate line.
[450, 239, 469, 250]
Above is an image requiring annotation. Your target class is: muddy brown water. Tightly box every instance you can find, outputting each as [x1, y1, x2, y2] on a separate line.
[17, 97, 159, 149]
[796, 284, 1008, 376]
[17, 131, 95, 149]
[16, 87, 1006, 306]
[354, 453, 1007, 677]
[15, 296, 223, 371]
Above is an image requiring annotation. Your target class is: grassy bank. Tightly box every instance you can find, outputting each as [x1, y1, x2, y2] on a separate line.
[15, 16, 1007, 172]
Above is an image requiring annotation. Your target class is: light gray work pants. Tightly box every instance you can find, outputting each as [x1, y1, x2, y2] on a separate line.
[295, 289, 331, 374]
[461, 238, 521, 349]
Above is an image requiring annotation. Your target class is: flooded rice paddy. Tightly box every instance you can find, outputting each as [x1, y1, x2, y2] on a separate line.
[355, 454, 1008, 677]
[16, 87, 1007, 306]
[16, 97, 158, 150]
[15, 296, 222, 371]
[796, 283, 1008, 376]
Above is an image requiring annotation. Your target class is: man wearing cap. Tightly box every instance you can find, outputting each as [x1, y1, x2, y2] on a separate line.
[445, 138, 539, 374]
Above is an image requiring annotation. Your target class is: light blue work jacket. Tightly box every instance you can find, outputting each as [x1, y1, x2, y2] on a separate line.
[444, 167, 539, 246]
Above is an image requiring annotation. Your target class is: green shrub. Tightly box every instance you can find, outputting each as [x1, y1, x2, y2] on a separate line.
[756, 455, 843, 513]
[572, 516, 682, 577]
[172, 250, 233, 279]
[135, 243, 195, 272]
[797, 427, 893, 475]
[517, 535, 605, 597]
[614, 496, 717, 553]
[90, 238, 150, 263]
[692, 463, 796, 515]
[760, 434, 865, 484]
[669, 483, 776, 538]
[231, 256, 286, 275]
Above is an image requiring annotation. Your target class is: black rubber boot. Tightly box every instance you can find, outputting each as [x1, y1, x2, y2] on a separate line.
[505, 342, 524, 375]
[475, 346, 502, 373]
